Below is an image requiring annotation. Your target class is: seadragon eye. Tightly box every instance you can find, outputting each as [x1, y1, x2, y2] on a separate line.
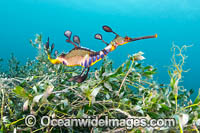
[124, 36, 131, 42]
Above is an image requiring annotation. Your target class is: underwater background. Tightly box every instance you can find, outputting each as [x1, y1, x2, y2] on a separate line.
[1, 0, 200, 99]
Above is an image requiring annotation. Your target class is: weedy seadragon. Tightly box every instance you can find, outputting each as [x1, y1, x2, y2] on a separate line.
[44, 25, 157, 83]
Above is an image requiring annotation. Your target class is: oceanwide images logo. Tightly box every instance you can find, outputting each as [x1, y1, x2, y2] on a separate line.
[25, 115, 37, 127]
[25, 115, 176, 129]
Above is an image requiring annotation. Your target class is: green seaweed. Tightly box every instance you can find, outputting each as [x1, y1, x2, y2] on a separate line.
[0, 34, 199, 132]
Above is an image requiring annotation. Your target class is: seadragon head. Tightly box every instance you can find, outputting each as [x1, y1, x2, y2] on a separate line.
[102, 25, 157, 47]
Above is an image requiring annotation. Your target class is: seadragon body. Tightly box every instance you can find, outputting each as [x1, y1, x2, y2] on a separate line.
[45, 26, 157, 83]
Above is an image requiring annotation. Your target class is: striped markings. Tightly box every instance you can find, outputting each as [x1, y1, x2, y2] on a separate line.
[82, 48, 110, 67]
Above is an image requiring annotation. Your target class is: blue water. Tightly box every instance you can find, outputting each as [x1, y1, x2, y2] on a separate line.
[1, 0, 200, 99]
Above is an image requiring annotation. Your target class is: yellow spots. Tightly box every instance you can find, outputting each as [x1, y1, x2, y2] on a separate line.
[110, 45, 116, 51]
[155, 34, 158, 38]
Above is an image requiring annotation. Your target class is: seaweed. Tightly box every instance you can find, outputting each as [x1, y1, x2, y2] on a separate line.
[0, 58, 3, 75]
[0, 34, 199, 132]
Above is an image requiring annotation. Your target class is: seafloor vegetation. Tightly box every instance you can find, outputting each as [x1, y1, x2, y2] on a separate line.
[0, 34, 200, 132]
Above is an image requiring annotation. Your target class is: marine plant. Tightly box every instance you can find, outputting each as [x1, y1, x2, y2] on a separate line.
[0, 34, 199, 133]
